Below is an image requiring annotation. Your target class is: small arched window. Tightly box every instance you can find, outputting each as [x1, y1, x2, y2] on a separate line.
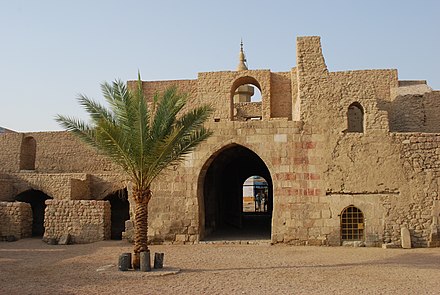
[341, 205, 364, 241]
[20, 136, 36, 170]
[230, 76, 263, 121]
[347, 102, 364, 133]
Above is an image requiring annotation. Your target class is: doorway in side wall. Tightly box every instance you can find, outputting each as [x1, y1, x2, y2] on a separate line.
[15, 190, 52, 237]
[104, 188, 129, 240]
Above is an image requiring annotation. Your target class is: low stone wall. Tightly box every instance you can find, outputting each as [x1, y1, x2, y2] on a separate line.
[0, 201, 32, 239]
[234, 102, 262, 120]
[44, 200, 111, 243]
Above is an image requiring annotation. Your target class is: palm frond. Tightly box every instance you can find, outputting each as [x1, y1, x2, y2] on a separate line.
[77, 94, 115, 124]
[56, 74, 213, 190]
[55, 114, 98, 148]
[148, 126, 213, 182]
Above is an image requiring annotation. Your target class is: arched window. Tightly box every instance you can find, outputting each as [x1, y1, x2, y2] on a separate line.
[231, 76, 263, 121]
[341, 205, 364, 241]
[347, 102, 364, 133]
[20, 136, 36, 170]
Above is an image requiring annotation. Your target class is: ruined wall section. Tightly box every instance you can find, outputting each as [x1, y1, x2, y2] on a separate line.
[332, 70, 396, 134]
[0, 177, 15, 201]
[0, 133, 22, 172]
[291, 68, 300, 120]
[29, 132, 117, 173]
[320, 133, 404, 246]
[139, 79, 198, 101]
[270, 72, 293, 119]
[133, 79, 199, 116]
[296, 36, 330, 126]
[0, 201, 32, 239]
[314, 131, 440, 247]
[44, 200, 111, 243]
[296, 36, 397, 135]
[331, 70, 398, 102]
[292, 36, 427, 247]
[197, 70, 272, 121]
[383, 133, 440, 247]
[0, 172, 125, 202]
[9, 173, 89, 200]
[233, 102, 262, 120]
[0, 132, 118, 174]
[140, 70, 291, 122]
[388, 91, 440, 133]
[423, 91, 440, 132]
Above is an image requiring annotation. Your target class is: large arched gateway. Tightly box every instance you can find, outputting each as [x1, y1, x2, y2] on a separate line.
[200, 144, 273, 241]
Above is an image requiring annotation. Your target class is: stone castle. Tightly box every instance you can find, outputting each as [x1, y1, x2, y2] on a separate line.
[1, 36, 439, 247]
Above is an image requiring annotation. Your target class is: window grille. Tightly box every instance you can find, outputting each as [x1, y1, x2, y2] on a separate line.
[341, 205, 364, 241]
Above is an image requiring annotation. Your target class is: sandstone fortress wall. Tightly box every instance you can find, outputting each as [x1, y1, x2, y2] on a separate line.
[1, 36, 439, 247]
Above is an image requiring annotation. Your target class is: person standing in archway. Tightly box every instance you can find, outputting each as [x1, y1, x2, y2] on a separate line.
[262, 192, 267, 212]
[255, 191, 262, 212]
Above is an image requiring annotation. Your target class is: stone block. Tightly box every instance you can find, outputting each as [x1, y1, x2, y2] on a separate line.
[58, 233, 71, 245]
[382, 243, 399, 249]
[118, 253, 130, 271]
[274, 134, 287, 143]
[401, 227, 411, 249]
[154, 252, 164, 269]
[365, 234, 381, 247]
[321, 209, 331, 219]
[175, 234, 187, 243]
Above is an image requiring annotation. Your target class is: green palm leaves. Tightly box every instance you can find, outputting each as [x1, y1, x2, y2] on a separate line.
[56, 75, 213, 190]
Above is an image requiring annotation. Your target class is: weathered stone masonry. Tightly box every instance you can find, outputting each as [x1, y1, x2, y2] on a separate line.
[1, 36, 440, 248]
[0, 202, 32, 239]
[44, 200, 111, 243]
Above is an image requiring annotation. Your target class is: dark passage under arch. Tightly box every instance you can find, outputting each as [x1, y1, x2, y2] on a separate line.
[202, 144, 273, 241]
[15, 190, 52, 237]
[104, 188, 129, 240]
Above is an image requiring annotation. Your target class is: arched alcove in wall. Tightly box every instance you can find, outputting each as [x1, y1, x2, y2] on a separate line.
[199, 144, 273, 241]
[20, 136, 36, 170]
[347, 102, 364, 133]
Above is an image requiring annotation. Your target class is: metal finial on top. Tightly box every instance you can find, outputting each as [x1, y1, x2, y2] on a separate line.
[237, 39, 248, 71]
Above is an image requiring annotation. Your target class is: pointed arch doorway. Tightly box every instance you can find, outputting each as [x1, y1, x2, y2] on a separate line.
[200, 144, 273, 241]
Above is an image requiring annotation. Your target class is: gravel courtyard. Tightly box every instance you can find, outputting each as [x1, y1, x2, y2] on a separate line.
[1, 239, 439, 294]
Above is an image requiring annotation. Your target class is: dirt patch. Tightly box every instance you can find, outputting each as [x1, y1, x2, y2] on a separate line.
[0, 239, 439, 294]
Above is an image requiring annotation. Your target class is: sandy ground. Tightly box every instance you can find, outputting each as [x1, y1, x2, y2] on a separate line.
[1, 239, 439, 295]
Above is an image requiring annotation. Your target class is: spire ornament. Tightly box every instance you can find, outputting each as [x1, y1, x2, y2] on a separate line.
[237, 39, 248, 71]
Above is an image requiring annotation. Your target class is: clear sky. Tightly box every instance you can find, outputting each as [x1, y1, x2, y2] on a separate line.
[1, 0, 439, 132]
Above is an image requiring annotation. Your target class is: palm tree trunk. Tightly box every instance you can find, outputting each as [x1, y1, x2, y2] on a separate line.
[132, 187, 151, 269]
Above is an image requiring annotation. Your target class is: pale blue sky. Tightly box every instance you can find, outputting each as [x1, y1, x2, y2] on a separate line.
[1, 0, 439, 131]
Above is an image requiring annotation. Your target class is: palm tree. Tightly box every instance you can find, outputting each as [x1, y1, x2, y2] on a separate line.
[56, 74, 213, 269]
